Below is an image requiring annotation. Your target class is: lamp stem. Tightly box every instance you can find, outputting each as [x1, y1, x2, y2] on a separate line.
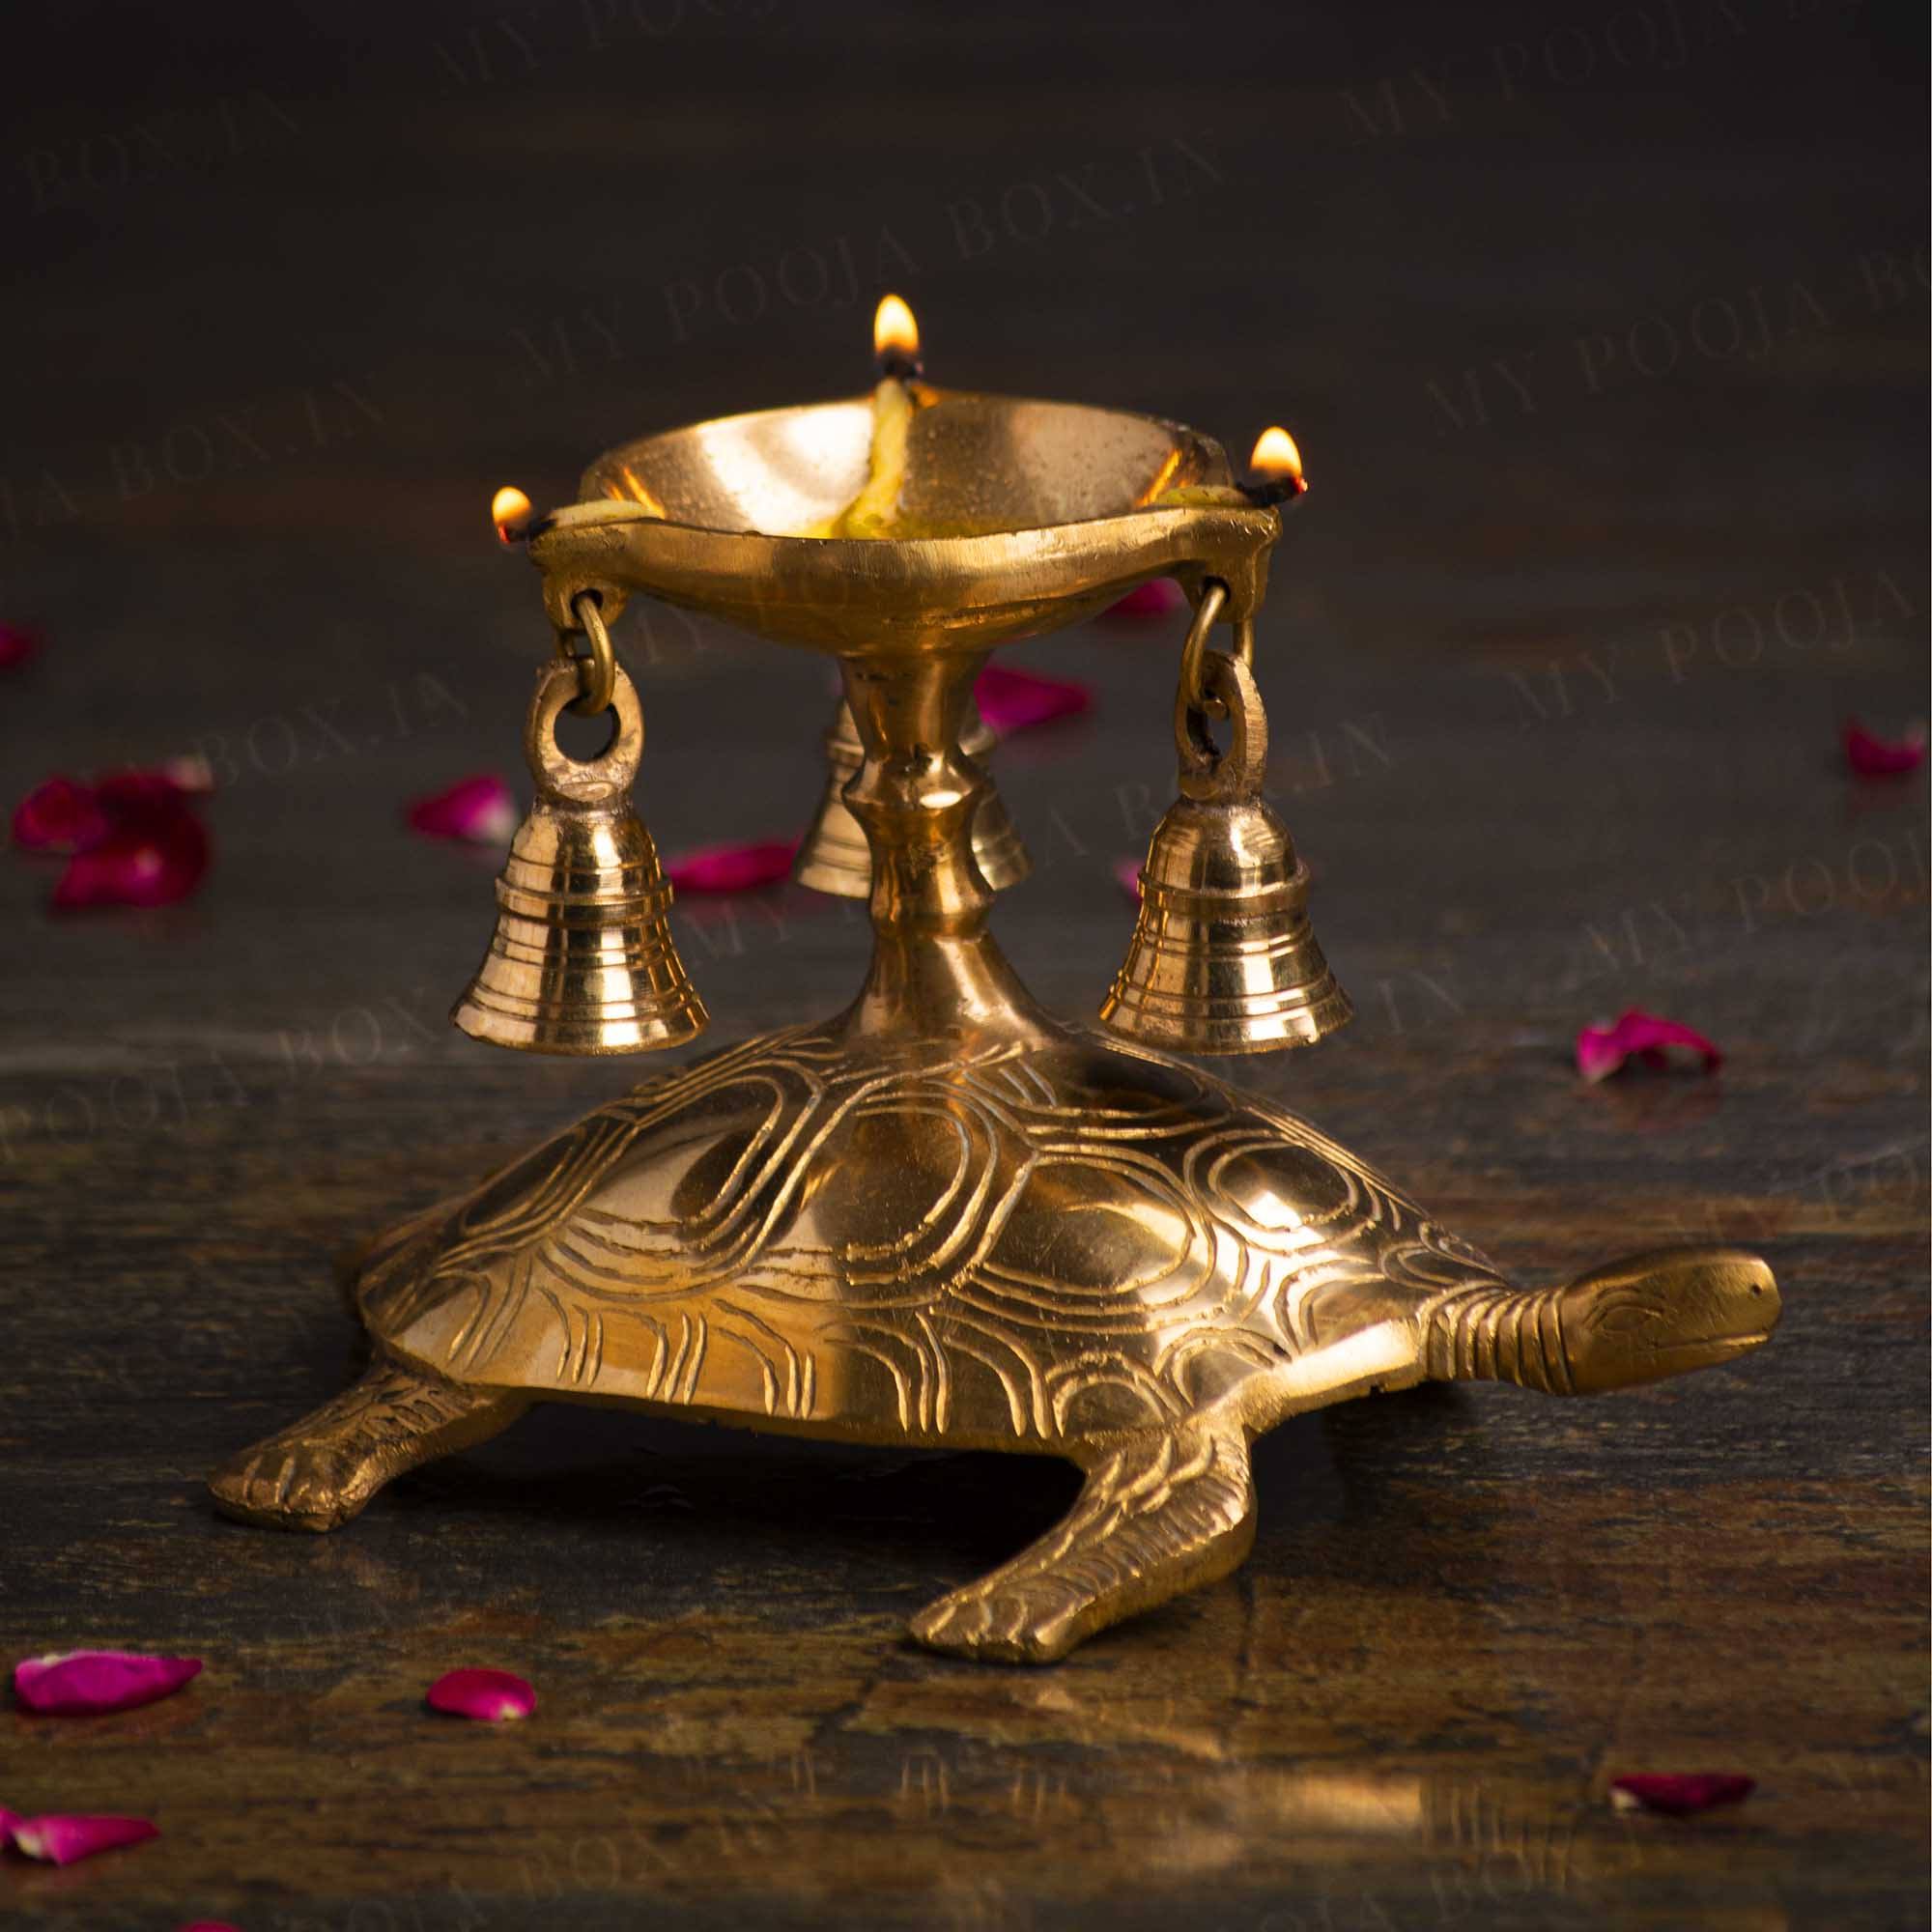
[836, 651, 1051, 1046]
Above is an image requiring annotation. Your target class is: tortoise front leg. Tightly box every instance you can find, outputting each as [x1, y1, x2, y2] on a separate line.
[910, 1422, 1256, 1663]
[209, 1353, 527, 1532]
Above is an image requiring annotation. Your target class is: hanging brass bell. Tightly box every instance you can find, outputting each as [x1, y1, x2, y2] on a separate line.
[452, 657, 707, 1055]
[792, 696, 1030, 897]
[1100, 639, 1350, 1055]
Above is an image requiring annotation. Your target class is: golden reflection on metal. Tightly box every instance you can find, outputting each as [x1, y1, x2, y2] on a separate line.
[450, 659, 706, 1055]
[793, 696, 1028, 898]
[212, 384, 1780, 1662]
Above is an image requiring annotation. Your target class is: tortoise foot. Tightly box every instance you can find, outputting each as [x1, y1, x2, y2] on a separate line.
[910, 1425, 1256, 1664]
[209, 1354, 526, 1532]
[910, 1577, 1092, 1664]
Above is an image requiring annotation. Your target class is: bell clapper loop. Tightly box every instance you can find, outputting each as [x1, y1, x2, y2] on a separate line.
[554, 589, 618, 717]
[525, 653, 640, 809]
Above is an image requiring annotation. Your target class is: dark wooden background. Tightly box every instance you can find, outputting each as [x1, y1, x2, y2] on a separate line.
[1, 2, 1925, 1925]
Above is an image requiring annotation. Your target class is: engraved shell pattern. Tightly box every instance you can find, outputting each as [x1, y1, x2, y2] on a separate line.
[359, 1027, 1508, 1446]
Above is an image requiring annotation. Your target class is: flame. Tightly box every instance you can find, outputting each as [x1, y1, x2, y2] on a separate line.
[1249, 426, 1305, 489]
[492, 485, 533, 542]
[873, 293, 920, 362]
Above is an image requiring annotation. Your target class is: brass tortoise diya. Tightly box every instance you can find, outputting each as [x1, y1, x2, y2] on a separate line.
[211, 315, 1779, 1662]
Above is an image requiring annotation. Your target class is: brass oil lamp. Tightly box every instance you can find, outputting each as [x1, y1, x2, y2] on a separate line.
[211, 300, 1779, 1663]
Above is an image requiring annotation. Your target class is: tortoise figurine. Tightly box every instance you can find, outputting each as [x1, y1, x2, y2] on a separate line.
[210, 1023, 1779, 1662]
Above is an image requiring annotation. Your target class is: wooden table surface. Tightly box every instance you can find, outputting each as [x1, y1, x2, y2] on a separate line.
[1, 4, 1925, 1926]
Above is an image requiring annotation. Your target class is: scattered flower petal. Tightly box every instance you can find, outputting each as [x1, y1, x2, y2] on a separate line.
[52, 809, 209, 911]
[1576, 1032, 1623, 1084]
[12, 776, 108, 852]
[0, 623, 40, 670]
[425, 1667, 535, 1722]
[1842, 718, 1925, 778]
[93, 768, 201, 819]
[8, 1813, 158, 1864]
[1114, 856, 1143, 899]
[14, 764, 215, 910]
[1102, 580, 1185, 621]
[666, 838, 799, 895]
[1609, 1773, 1755, 1817]
[14, 1650, 202, 1717]
[1577, 1009, 1722, 1085]
[975, 665, 1092, 737]
[407, 774, 518, 845]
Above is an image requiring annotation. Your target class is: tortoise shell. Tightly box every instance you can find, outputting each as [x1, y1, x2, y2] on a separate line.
[358, 1025, 1505, 1449]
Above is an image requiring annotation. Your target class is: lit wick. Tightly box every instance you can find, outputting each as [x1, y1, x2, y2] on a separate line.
[872, 292, 923, 384]
[815, 297, 922, 537]
[1239, 426, 1307, 508]
[492, 484, 535, 545]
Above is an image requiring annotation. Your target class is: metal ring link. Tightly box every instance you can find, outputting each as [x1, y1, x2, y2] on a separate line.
[1175, 579, 1263, 754]
[555, 592, 617, 716]
[1177, 581, 1230, 719]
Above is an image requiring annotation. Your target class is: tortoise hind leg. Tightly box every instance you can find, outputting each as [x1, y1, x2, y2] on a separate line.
[910, 1422, 1255, 1664]
[209, 1354, 527, 1532]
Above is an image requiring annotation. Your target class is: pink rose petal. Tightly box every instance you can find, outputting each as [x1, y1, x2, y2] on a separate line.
[1842, 718, 1926, 778]
[1575, 1027, 1626, 1084]
[665, 838, 800, 895]
[93, 767, 201, 819]
[1609, 1773, 1755, 1817]
[1114, 855, 1144, 899]
[9, 1812, 158, 1864]
[974, 665, 1092, 737]
[1576, 1009, 1722, 1085]
[52, 808, 209, 910]
[14, 1650, 202, 1717]
[1102, 580, 1185, 621]
[425, 1667, 535, 1722]
[13, 776, 109, 852]
[406, 774, 518, 845]
[0, 622, 40, 669]
[15, 765, 215, 910]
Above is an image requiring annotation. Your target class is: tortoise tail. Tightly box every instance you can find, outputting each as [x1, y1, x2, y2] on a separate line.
[1422, 1246, 1778, 1396]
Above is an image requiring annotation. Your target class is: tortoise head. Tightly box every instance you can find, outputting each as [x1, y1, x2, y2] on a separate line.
[1556, 1246, 1779, 1395]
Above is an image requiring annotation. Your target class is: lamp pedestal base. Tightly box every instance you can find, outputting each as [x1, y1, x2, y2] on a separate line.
[211, 1009, 1778, 1661]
